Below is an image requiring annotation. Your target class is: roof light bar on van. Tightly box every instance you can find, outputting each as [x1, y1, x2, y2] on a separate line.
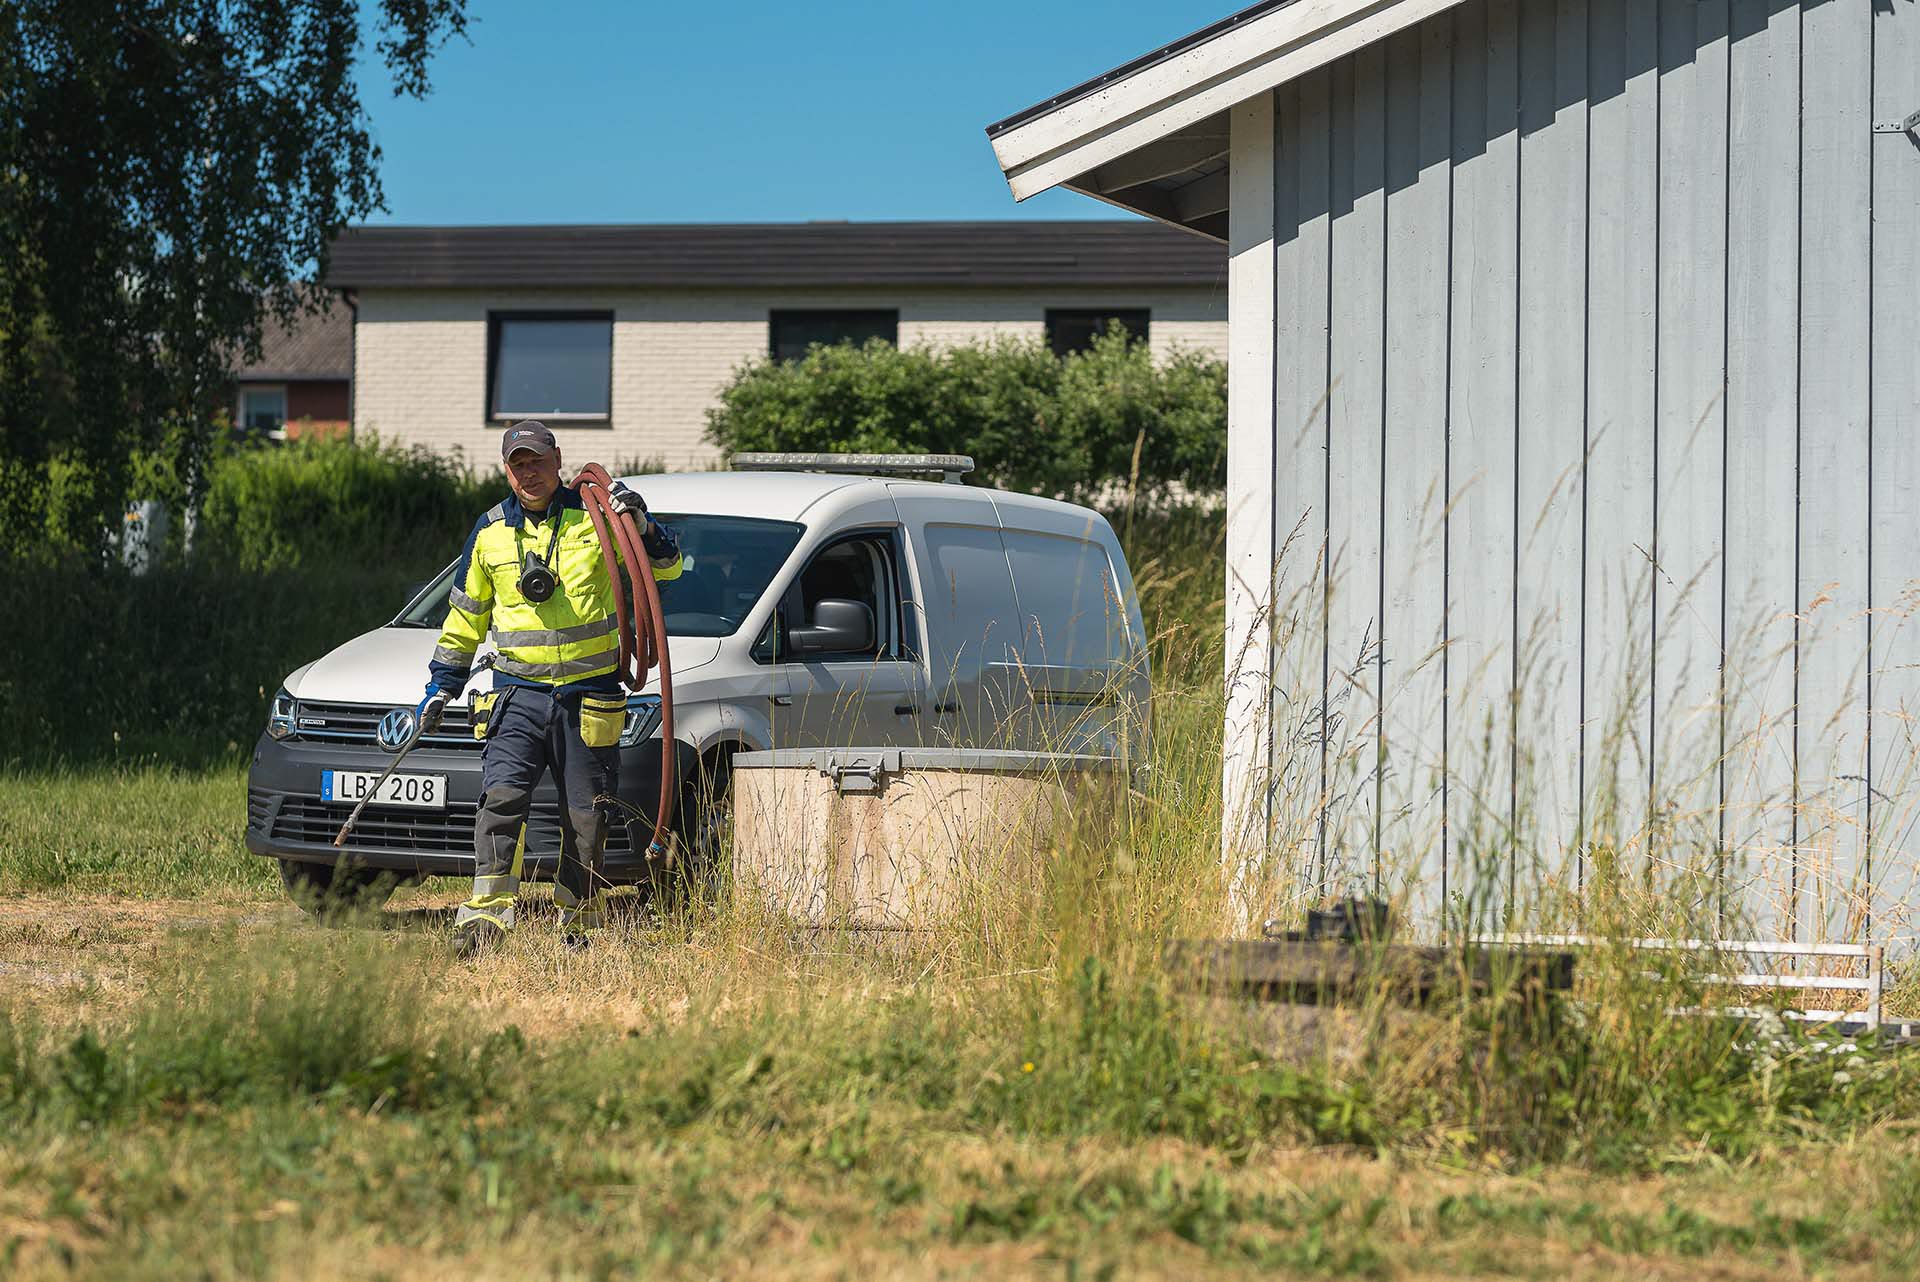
[730, 452, 976, 485]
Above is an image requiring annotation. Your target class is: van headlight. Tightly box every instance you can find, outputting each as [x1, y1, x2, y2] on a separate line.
[268, 688, 298, 740]
[620, 695, 662, 747]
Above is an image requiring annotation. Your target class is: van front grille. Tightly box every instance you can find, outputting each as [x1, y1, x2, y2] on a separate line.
[293, 699, 483, 751]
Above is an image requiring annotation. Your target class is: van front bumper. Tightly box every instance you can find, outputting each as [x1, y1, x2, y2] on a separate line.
[244, 731, 691, 882]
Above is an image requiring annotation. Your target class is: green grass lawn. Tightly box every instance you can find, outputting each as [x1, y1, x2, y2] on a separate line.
[2, 917, 1918, 1280]
[3, 725, 1920, 1278]
[0, 763, 274, 899]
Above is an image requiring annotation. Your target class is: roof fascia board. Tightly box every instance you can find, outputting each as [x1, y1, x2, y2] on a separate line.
[994, 0, 1466, 201]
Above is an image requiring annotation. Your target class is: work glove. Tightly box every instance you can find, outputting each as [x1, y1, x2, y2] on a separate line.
[607, 481, 650, 519]
[414, 686, 447, 736]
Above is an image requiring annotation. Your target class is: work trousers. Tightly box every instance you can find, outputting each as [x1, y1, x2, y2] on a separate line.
[454, 686, 618, 935]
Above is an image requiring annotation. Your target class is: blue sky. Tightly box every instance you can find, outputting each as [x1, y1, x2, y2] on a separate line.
[358, 0, 1230, 226]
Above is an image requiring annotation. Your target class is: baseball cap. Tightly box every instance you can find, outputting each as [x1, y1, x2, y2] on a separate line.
[501, 421, 557, 460]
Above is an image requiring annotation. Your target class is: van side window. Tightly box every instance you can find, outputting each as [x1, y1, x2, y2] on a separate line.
[1002, 530, 1132, 668]
[767, 531, 902, 660]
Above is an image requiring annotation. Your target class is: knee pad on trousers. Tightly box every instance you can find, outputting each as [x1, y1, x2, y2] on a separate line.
[567, 807, 608, 852]
[481, 785, 532, 818]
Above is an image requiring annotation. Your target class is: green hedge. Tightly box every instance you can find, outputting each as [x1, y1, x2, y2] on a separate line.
[2, 437, 497, 765]
[10, 435, 493, 570]
[705, 328, 1226, 502]
[197, 436, 495, 571]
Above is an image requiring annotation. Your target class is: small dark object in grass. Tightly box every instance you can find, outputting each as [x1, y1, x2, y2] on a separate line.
[1261, 896, 1395, 943]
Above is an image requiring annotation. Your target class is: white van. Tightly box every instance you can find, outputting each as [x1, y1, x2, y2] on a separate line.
[245, 455, 1151, 911]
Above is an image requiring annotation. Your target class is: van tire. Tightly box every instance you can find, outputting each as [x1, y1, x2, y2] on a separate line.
[278, 859, 398, 917]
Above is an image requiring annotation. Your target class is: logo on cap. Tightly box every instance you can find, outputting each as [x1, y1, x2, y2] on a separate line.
[501, 420, 557, 459]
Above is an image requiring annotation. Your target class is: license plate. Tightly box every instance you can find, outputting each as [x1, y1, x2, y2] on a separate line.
[321, 770, 447, 810]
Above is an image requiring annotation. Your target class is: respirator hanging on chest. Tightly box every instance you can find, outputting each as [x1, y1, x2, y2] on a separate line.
[518, 516, 564, 603]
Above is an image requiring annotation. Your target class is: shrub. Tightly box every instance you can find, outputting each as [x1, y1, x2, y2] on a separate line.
[196, 434, 494, 571]
[705, 328, 1226, 502]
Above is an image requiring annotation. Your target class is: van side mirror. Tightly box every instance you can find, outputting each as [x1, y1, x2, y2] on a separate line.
[788, 598, 874, 655]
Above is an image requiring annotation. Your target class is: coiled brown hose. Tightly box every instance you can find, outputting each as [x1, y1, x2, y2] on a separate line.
[574, 462, 675, 853]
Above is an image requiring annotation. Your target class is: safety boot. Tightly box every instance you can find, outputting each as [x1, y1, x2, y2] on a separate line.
[452, 919, 506, 960]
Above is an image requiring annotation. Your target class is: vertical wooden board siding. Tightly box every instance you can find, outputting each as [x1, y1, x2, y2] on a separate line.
[1270, 74, 1335, 908]
[1325, 48, 1390, 894]
[1722, 0, 1800, 940]
[1514, 0, 1591, 888]
[1223, 92, 1279, 914]
[1869, 0, 1920, 947]
[1581, 0, 1659, 866]
[1380, 20, 1453, 922]
[1445, 0, 1522, 918]
[1652, 0, 1731, 905]
[1796, 0, 1872, 941]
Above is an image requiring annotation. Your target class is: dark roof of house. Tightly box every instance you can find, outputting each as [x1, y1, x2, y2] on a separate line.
[324, 220, 1225, 290]
[234, 296, 352, 381]
[985, 0, 1293, 137]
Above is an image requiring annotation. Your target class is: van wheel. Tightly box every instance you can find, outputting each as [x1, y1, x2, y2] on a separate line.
[278, 859, 397, 917]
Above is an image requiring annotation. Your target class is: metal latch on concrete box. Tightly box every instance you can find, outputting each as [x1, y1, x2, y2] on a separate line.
[817, 749, 900, 794]
[1875, 107, 1920, 134]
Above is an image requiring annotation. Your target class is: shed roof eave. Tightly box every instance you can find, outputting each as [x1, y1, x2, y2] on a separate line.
[1058, 182, 1228, 246]
[989, 0, 1467, 203]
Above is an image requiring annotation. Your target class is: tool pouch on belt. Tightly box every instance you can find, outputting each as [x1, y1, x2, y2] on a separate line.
[470, 689, 508, 741]
[579, 695, 625, 749]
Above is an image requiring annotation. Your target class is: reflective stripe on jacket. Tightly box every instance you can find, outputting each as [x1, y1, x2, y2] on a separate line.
[432, 488, 683, 692]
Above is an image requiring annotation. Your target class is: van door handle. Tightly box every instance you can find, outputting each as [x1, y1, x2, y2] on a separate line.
[769, 695, 792, 707]
[933, 701, 959, 715]
[893, 704, 920, 716]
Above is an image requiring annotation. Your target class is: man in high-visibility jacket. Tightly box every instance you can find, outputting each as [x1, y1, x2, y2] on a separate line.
[422, 421, 682, 958]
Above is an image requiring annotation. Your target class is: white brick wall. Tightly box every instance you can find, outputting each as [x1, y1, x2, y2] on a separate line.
[353, 286, 1226, 472]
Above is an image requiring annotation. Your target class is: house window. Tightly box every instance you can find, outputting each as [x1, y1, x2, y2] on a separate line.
[1045, 308, 1150, 357]
[239, 386, 287, 432]
[769, 310, 899, 363]
[487, 312, 613, 421]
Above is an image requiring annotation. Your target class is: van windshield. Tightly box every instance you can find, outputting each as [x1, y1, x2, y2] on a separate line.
[393, 513, 805, 639]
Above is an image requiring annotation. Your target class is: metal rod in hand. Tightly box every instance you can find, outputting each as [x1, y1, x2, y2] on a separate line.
[334, 655, 496, 848]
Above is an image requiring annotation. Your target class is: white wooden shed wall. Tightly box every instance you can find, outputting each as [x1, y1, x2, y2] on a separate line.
[1223, 0, 1920, 943]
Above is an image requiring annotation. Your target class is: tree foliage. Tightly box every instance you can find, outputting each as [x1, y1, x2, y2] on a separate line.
[704, 328, 1227, 502]
[0, 0, 468, 554]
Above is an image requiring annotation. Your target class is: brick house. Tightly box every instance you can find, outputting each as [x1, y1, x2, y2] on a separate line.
[323, 221, 1227, 471]
[232, 296, 353, 438]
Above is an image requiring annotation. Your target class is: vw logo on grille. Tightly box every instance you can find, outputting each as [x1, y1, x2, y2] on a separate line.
[376, 708, 417, 752]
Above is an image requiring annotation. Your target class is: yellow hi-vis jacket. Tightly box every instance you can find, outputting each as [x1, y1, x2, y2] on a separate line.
[430, 487, 682, 692]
